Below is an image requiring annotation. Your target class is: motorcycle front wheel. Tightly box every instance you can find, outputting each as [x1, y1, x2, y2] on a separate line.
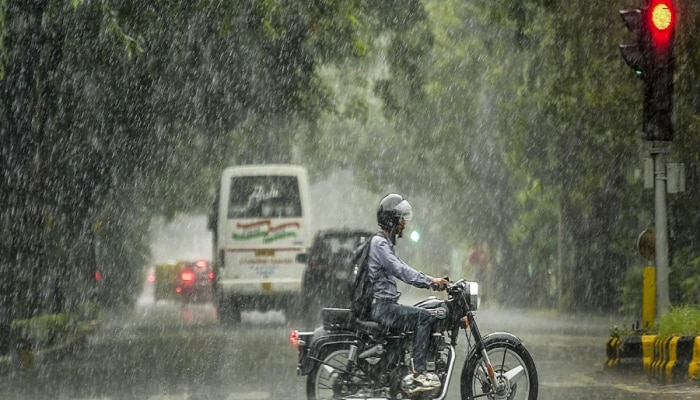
[307, 347, 361, 400]
[460, 339, 538, 400]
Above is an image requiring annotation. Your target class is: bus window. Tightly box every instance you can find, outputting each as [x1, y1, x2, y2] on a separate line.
[227, 176, 301, 219]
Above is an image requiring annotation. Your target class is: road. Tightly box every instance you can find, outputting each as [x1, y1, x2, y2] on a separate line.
[0, 291, 699, 400]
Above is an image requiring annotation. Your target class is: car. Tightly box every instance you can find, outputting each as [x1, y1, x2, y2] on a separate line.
[296, 228, 375, 323]
[176, 260, 214, 304]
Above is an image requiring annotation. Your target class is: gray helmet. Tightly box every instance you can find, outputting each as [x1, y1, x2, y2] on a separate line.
[377, 194, 413, 232]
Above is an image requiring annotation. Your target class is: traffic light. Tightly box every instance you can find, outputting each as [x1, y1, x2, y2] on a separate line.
[645, 0, 675, 142]
[619, 0, 676, 141]
[619, 8, 646, 77]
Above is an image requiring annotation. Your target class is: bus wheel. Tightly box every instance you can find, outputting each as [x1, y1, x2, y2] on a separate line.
[217, 297, 241, 326]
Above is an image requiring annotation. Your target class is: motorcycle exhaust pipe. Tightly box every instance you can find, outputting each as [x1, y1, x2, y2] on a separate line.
[347, 344, 358, 364]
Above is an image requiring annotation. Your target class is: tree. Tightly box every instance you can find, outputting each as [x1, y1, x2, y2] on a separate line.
[0, 0, 369, 327]
[306, 0, 700, 311]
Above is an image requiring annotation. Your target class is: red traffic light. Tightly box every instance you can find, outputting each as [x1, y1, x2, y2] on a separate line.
[647, 0, 675, 48]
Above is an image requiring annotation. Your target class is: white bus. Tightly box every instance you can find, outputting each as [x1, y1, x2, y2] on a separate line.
[209, 165, 311, 324]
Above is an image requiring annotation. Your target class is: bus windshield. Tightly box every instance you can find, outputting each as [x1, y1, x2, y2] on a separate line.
[227, 175, 301, 219]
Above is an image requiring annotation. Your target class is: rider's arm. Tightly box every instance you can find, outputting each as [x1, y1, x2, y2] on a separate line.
[374, 238, 433, 289]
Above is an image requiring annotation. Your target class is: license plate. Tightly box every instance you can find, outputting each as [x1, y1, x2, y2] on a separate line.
[261, 282, 272, 292]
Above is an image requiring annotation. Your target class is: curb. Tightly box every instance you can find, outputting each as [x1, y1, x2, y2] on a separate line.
[606, 335, 700, 382]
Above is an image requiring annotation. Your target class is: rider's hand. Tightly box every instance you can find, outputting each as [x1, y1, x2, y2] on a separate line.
[431, 277, 449, 291]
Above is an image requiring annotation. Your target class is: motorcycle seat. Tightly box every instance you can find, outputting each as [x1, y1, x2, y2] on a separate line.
[355, 319, 384, 336]
[355, 319, 407, 338]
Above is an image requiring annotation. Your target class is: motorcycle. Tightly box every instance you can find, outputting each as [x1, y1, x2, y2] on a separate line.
[289, 278, 538, 400]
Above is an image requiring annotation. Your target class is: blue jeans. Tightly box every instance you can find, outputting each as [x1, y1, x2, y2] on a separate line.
[371, 299, 433, 373]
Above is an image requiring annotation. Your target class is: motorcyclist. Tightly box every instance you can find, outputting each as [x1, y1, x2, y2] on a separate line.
[368, 193, 449, 393]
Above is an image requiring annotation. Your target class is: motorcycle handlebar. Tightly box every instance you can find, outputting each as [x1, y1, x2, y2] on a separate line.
[431, 276, 473, 292]
[430, 276, 450, 291]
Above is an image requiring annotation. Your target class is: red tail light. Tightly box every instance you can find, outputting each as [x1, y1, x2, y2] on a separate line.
[147, 274, 156, 283]
[180, 269, 195, 283]
[208, 272, 215, 280]
[289, 330, 300, 346]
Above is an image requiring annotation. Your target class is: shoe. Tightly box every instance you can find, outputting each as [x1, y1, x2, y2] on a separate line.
[406, 372, 441, 394]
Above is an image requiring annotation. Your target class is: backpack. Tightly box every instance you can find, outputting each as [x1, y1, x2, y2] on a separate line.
[348, 232, 382, 320]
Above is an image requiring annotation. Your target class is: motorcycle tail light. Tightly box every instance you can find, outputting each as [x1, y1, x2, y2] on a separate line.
[289, 330, 309, 353]
[289, 330, 300, 346]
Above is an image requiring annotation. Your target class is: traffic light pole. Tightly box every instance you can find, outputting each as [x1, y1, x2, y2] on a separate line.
[651, 141, 670, 315]
[620, 0, 676, 318]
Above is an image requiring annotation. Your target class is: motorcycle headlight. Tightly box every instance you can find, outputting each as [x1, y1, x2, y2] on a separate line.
[467, 281, 479, 311]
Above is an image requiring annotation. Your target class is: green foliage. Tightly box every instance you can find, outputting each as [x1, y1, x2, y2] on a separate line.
[619, 266, 643, 317]
[671, 247, 700, 306]
[11, 314, 70, 348]
[657, 306, 700, 338]
[680, 276, 700, 306]
[2, 0, 700, 317]
[8, 303, 100, 349]
[0, 0, 5, 79]
[609, 324, 636, 340]
[0, 0, 368, 318]
[302, 0, 700, 310]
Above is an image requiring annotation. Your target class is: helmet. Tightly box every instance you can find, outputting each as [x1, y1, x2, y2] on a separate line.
[377, 194, 413, 231]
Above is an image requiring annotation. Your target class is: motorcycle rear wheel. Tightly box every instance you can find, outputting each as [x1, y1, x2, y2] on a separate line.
[460, 340, 538, 400]
[307, 347, 361, 400]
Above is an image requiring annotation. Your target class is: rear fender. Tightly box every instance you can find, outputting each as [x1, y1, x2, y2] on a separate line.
[298, 327, 362, 375]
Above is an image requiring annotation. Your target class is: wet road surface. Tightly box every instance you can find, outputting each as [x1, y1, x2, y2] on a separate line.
[0, 292, 699, 400]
